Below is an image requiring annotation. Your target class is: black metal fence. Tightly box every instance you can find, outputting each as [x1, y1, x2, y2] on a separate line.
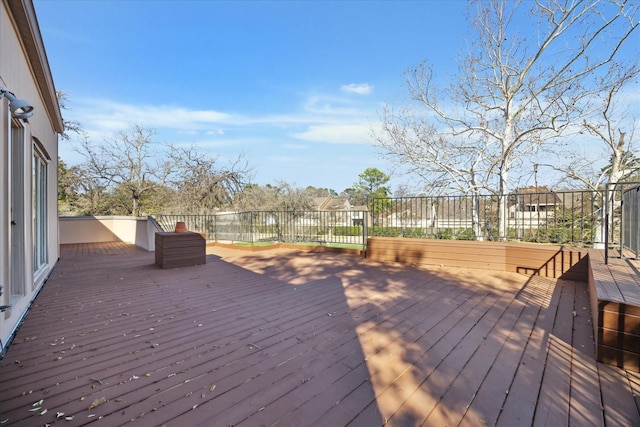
[606, 182, 640, 261]
[155, 186, 640, 255]
[156, 210, 368, 249]
[369, 189, 602, 246]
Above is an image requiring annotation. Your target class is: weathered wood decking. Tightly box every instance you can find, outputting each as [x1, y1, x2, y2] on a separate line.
[0, 243, 639, 426]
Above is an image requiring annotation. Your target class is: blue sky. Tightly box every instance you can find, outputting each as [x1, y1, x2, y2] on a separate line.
[34, 0, 469, 193]
[34, 1, 638, 193]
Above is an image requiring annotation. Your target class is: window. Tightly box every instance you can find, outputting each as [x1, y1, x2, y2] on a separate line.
[10, 122, 26, 298]
[33, 147, 48, 272]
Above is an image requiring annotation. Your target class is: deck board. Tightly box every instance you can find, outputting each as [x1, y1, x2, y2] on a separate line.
[459, 275, 547, 426]
[0, 244, 638, 426]
[570, 281, 606, 426]
[430, 284, 525, 426]
[533, 279, 575, 427]
[600, 363, 640, 426]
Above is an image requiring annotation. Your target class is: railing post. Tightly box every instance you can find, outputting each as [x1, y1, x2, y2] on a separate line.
[635, 186, 640, 258]
[620, 185, 624, 258]
[250, 212, 254, 245]
[363, 211, 368, 252]
[213, 214, 217, 242]
[603, 186, 609, 263]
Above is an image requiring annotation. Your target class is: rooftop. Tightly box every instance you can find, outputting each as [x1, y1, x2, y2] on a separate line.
[1, 243, 639, 426]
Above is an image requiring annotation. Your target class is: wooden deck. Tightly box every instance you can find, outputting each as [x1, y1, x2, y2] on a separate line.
[0, 243, 639, 426]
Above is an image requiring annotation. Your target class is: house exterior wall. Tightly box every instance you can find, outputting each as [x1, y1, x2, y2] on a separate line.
[0, 0, 63, 354]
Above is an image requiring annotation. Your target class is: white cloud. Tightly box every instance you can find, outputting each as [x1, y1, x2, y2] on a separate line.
[292, 123, 372, 145]
[63, 93, 378, 152]
[303, 96, 363, 116]
[70, 97, 342, 133]
[69, 98, 236, 133]
[67, 87, 381, 138]
[341, 83, 373, 95]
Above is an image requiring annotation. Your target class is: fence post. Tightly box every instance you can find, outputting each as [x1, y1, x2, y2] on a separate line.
[250, 212, 254, 245]
[363, 211, 368, 252]
[635, 186, 640, 258]
[213, 214, 217, 242]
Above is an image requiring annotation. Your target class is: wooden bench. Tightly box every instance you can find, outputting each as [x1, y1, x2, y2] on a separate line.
[588, 249, 640, 372]
[155, 232, 206, 269]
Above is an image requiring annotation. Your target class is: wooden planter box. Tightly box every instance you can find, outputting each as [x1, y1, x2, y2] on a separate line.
[366, 237, 588, 281]
[155, 232, 206, 269]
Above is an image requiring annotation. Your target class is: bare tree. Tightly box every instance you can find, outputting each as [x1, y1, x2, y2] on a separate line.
[168, 145, 253, 213]
[56, 91, 83, 141]
[77, 124, 174, 216]
[549, 61, 640, 247]
[233, 182, 315, 212]
[555, 62, 640, 191]
[232, 182, 317, 242]
[58, 157, 117, 215]
[375, 113, 492, 238]
[374, 0, 638, 240]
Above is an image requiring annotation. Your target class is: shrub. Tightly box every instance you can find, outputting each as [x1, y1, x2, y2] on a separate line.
[333, 226, 363, 236]
[435, 228, 454, 240]
[457, 228, 476, 240]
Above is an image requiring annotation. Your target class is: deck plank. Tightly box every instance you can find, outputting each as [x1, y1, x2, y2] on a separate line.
[570, 282, 606, 426]
[430, 282, 526, 426]
[599, 363, 640, 426]
[628, 370, 640, 416]
[376, 288, 494, 425]
[458, 275, 551, 427]
[495, 275, 561, 426]
[532, 279, 575, 426]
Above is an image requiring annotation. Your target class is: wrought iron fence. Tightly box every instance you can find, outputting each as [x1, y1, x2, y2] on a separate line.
[605, 182, 640, 261]
[155, 214, 218, 238]
[156, 210, 368, 249]
[155, 187, 640, 255]
[370, 189, 603, 246]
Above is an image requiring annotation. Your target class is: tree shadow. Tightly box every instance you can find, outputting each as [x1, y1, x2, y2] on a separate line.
[212, 247, 609, 426]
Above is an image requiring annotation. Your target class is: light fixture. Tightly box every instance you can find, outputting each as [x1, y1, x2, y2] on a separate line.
[0, 87, 34, 119]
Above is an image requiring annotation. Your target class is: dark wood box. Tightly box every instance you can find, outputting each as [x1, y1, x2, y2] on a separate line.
[155, 232, 206, 269]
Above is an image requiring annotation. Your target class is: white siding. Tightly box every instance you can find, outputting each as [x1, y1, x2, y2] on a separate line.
[0, 0, 62, 354]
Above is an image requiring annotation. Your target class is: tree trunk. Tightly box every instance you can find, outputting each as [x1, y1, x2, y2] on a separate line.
[471, 193, 483, 241]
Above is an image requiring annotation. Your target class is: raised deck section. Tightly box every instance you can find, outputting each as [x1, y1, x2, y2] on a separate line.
[589, 249, 640, 372]
[366, 237, 589, 281]
[367, 237, 640, 372]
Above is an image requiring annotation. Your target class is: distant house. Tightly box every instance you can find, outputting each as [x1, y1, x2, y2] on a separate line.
[509, 186, 561, 219]
[313, 196, 351, 211]
[314, 196, 366, 226]
[0, 0, 63, 354]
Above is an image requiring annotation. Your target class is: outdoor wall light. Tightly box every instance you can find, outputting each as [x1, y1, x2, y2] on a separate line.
[0, 87, 34, 119]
